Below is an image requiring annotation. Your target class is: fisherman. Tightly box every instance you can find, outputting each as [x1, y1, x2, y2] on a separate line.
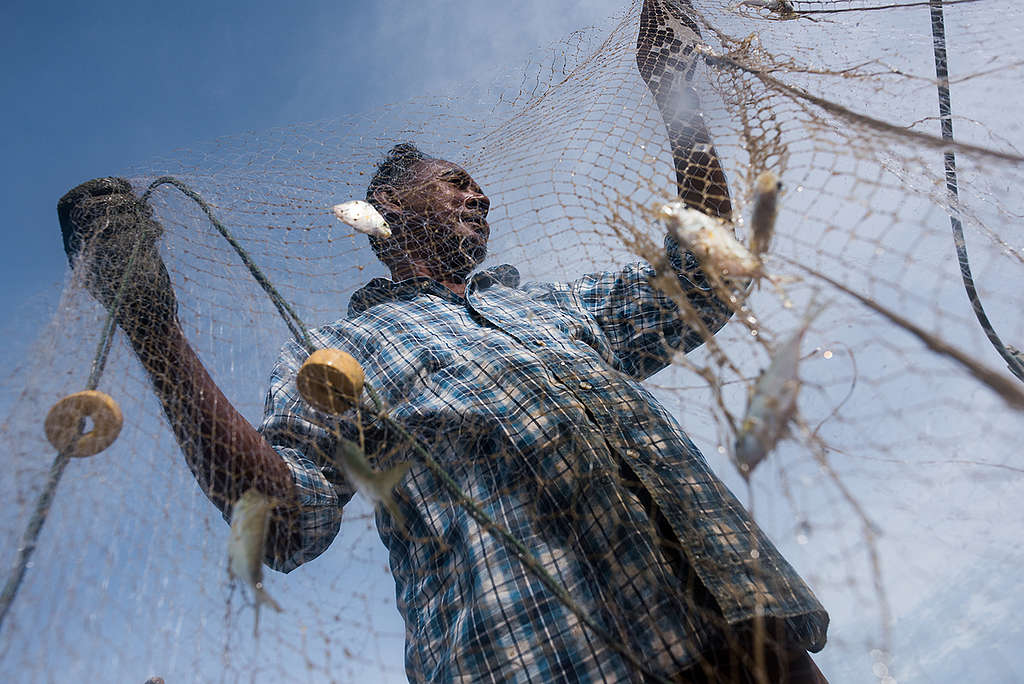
[56, 1, 828, 681]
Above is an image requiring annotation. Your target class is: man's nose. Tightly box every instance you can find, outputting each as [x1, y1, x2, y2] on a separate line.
[465, 192, 490, 216]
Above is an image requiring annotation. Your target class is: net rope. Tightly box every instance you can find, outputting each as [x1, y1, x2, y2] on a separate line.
[3, 1, 1023, 682]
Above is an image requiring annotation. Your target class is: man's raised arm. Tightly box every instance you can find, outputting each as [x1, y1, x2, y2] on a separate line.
[57, 178, 301, 545]
[520, 1, 738, 380]
[637, 0, 732, 219]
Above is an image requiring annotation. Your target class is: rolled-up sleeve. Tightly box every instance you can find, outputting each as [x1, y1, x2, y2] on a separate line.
[258, 337, 358, 573]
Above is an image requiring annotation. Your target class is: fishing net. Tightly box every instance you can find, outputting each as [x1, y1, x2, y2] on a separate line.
[3, 1, 1023, 682]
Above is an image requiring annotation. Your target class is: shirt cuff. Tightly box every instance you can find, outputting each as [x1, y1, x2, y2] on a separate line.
[265, 445, 346, 573]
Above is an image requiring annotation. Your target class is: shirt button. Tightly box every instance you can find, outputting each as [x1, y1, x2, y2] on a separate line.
[579, 381, 593, 390]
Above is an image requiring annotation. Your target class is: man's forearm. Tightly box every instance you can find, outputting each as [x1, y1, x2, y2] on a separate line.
[638, 0, 732, 219]
[124, 317, 297, 514]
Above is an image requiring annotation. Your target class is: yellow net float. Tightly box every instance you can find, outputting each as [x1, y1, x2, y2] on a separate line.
[44, 390, 123, 458]
[296, 348, 365, 414]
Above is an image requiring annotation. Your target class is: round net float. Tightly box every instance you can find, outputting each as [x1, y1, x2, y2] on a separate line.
[44, 390, 124, 458]
[296, 348, 365, 414]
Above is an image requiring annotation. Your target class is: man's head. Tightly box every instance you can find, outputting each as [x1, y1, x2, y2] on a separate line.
[366, 143, 490, 283]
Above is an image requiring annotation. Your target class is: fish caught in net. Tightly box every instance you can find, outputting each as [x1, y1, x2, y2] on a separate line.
[2, 1, 1023, 682]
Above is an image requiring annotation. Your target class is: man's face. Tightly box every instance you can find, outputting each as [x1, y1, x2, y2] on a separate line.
[376, 158, 491, 280]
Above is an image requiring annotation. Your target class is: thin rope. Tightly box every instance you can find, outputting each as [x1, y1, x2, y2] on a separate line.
[928, 0, 1024, 381]
[0, 452, 71, 631]
[0, 219, 149, 632]
[142, 177, 313, 352]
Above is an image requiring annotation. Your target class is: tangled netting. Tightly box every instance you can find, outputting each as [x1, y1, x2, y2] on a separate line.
[3, 1, 1023, 682]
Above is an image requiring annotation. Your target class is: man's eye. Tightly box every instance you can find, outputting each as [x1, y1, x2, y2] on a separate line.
[445, 174, 470, 190]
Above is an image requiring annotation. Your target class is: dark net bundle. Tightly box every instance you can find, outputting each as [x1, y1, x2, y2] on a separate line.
[2, 1, 1023, 682]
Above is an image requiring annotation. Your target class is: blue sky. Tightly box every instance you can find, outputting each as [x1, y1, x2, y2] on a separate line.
[0, 0, 600, 334]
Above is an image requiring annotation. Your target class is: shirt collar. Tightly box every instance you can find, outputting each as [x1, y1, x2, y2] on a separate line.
[469, 264, 520, 291]
[347, 264, 521, 317]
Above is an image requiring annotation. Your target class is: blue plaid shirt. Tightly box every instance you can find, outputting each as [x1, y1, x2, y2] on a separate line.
[258, 235, 828, 682]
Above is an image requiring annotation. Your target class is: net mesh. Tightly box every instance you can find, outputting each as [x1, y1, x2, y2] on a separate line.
[3, 1, 1024, 682]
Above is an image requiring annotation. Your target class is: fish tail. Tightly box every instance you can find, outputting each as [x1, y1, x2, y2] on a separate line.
[255, 583, 282, 614]
[803, 296, 830, 326]
[250, 585, 281, 638]
[785, 297, 830, 348]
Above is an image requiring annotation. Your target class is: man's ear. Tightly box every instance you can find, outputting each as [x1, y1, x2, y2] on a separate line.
[372, 188, 402, 216]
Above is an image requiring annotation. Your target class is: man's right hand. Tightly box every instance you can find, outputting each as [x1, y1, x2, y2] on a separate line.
[57, 177, 177, 333]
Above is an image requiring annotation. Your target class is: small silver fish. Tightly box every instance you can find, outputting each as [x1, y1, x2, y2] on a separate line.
[228, 489, 283, 636]
[334, 439, 412, 526]
[734, 304, 825, 478]
[749, 171, 781, 258]
[660, 202, 765, 280]
[332, 200, 392, 238]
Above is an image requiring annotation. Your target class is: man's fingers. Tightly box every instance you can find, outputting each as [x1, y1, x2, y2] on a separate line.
[59, 177, 133, 205]
[55, 177, 177, 327]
